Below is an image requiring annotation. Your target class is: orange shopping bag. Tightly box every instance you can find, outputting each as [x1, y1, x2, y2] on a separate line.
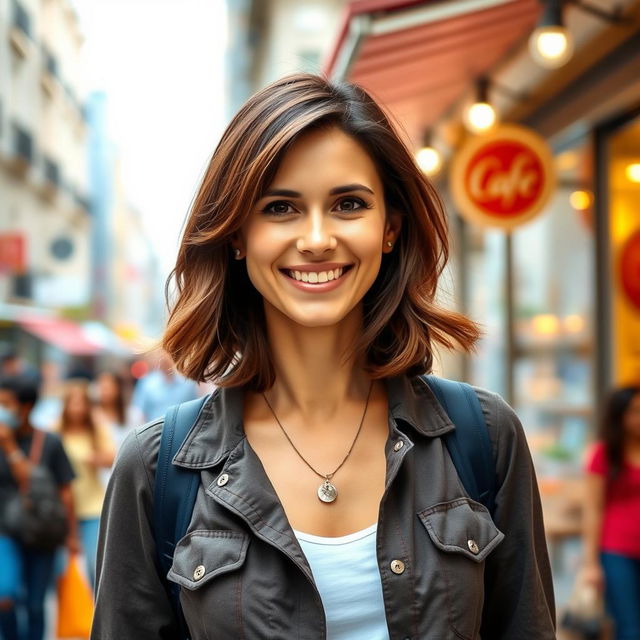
[56, 554, 94, 639]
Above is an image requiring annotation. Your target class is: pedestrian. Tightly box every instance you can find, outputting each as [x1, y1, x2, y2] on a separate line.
[92, 72, 555, 639]
[55, 380, 115, 590]
[582, 385, 640, 640]
[0, 375, 78, 640]
[129, 350, 199, 424]
[93, 372, 133, 449]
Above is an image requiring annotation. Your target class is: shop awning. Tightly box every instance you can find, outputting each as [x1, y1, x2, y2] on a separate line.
[18, 316, 101, 355]
[16, 315, 130, 356]
[324, 0, 542, 142]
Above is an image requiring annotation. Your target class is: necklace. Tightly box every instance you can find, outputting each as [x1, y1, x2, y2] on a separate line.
[261, 381, 374, 504]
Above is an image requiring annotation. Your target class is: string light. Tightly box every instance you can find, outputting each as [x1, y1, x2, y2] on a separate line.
[415, 130, 442, 176]
[529, 0, 574, 68]
[463, 77, 497, 134]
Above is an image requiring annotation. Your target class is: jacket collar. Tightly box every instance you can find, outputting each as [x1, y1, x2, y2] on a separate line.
[173, 374, 454, 470]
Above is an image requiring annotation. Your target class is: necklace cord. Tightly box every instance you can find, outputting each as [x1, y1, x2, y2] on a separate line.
[262, 380, 374, 481]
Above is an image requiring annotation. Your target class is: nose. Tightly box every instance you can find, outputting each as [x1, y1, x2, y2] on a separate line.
[296, 210, 337, 254]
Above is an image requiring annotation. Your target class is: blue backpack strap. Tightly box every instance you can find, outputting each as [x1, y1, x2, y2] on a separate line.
[153, 394, 209, 639]
[422, 376, 496, 514]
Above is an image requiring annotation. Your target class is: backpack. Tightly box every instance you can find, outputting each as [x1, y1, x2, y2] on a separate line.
[4, 430, 69, 552]
[153, 375, 496, 639]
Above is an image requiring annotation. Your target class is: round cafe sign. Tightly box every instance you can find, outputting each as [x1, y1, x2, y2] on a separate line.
[620, 230, 640, 311]
[450, 124, 556, 230]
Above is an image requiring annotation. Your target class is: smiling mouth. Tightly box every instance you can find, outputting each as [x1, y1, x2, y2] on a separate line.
[279, 265, 354, 284]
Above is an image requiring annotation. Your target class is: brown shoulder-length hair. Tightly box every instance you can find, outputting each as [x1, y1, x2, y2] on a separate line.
[163, 72, 482, 390]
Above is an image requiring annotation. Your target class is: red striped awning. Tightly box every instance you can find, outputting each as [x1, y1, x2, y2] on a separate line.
[18, 315, 102, 356]
[324, 0, 542, 143]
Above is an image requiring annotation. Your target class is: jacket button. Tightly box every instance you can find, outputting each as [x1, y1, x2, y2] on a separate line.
[217, 473, 229, 487]
[467, 539, 479, 554]
[393, 440, 404, 452]
[390, 559, 405, 574]
[193, 565, 205, 581]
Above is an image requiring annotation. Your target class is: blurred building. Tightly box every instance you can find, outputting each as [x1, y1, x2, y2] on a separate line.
[225, 0, 348, 112]
[87, 91, 165, 345]
[0, 0, 163, 373]
[0, 0, 91, 309]
[324, 0, 640, 606]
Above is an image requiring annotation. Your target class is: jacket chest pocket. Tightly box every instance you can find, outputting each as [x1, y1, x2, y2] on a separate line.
[167, 530, 250, 638]
[417, 498, 504, 640]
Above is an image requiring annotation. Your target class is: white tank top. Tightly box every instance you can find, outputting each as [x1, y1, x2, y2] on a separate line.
[293, 523, 390, 640]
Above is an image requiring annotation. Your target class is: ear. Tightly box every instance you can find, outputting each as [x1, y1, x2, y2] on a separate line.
[230, 232, 245, 260]
[382, 210, 402, 253]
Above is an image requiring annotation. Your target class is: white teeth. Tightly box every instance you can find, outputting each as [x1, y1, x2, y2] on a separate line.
[286, 267, 348, 283]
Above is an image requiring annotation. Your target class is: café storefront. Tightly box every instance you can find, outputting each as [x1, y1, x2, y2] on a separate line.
[324, 0, 640, 603]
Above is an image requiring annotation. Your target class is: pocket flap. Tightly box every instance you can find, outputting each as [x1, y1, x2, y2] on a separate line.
[167, 530, 250, 591]
[418, 498, 504, 563]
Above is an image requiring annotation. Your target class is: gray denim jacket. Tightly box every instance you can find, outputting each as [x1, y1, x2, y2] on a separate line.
[92, 375, 556, 639]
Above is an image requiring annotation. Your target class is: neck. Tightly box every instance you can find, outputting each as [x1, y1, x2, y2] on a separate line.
[262, 302, 371, 423]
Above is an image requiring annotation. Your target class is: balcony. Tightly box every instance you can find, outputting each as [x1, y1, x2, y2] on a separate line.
[9, 1, 32, 58]
[40, 156, 61, 201]
[40, 46, 60, 98]
[8, 123, 34, 176]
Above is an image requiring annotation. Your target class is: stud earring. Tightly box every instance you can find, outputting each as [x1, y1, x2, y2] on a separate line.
[234, 248, 241, 259]
[387, 241, 393, 248]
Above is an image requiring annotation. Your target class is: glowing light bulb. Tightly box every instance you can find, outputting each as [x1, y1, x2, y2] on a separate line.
[529, 26, 573, 68]
[625, 163, 640, 183]
[464, 102, 497, 133]
[416, 146, 442, 176]
[570, 190, 592, 211]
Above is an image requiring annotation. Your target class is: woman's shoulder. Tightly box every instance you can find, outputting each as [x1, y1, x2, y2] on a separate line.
[467, 384, 533, 476]
[470, 385, 523, 439]
[113, 417, 165, 485]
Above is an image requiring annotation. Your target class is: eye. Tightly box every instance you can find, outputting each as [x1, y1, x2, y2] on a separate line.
[335, 196, 370, 213]
[261, 200, 296, 216]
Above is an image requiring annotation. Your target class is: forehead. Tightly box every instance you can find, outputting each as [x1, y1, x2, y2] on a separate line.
[269, 126, 382, 192]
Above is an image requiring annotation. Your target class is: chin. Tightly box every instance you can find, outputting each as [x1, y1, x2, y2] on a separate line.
[286, 311, 351, 328]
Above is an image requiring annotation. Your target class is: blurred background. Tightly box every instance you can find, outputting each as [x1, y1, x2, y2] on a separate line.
[1, 0, 640, 635]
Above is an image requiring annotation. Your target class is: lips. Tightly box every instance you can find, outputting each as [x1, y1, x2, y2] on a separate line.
[279, 264, 354, 284]
[278, 264, 354, 291]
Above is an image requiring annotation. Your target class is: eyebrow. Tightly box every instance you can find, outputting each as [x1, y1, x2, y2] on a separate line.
[263, 183, 375, 198]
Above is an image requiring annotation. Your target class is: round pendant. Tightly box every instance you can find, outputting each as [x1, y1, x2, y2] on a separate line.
[317, 480, 338, 503]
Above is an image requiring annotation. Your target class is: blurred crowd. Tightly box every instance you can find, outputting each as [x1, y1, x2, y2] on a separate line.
[0, 347, 205, 640]
[0, 343, 639, 640]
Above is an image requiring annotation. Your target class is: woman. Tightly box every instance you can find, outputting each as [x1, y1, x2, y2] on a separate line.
[57, 381, 114, 590]
[582, 386, 640, 640]
[92, 73, 555, 639]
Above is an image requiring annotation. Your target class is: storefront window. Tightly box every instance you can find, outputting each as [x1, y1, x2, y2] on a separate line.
[512, 140, 595, 477]
[607, 114, 640, 387]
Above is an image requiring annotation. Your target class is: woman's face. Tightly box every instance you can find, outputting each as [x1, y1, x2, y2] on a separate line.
[238, 126, 400, 329]
[66, 387, 91, 422]
[97, 373, 118, 404]
[623, 392, 640, 440]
